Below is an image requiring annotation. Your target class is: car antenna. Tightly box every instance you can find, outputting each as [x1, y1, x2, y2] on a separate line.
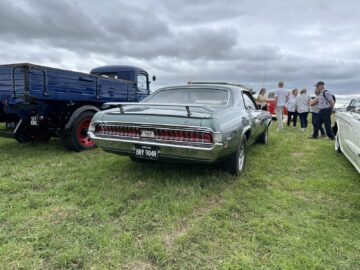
[262, 55, 268, 88]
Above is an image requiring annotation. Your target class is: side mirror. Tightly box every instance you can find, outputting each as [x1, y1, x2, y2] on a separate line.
[152, 75, 156, 82]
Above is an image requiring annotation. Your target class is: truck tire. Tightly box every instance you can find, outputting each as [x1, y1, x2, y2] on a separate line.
[224, 136, 246, 176]
[61, 111, 96, 152]
[14, 124, 32, 144]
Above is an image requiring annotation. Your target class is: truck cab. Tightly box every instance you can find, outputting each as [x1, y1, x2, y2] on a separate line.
[91, 65, 153, 101]
[0, 63, 155, 151]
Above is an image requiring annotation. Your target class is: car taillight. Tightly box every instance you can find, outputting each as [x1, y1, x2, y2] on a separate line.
[95, 125, 140, 138]
[155, 129, 212, 143]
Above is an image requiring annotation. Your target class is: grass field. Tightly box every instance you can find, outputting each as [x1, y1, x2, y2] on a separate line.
[0, 122, 359, 269]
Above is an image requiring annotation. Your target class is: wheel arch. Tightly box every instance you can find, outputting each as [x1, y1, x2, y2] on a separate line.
[65, 105, 100, 131]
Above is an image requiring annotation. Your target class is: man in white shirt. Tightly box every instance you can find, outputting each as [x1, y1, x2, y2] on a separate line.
[274, 81, 289, 130]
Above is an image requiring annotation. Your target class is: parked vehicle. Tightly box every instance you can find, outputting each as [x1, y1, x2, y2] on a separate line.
[334, 98, 360, 173]
[0, 63, 153, 151]
[266, 91, 288, 118]
[88, 82, 272, 175]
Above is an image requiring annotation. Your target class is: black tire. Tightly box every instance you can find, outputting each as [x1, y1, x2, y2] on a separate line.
[61, 111, 96, 152]
[14, 124, 32, 144]
[258, 126, 269, 144]
[335, 134, 342, 153]
[224, 137, 246, 176]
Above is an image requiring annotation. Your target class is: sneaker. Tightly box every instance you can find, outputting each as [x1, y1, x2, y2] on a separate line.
[320, 134, 326, 138]
[329, 137, 335, 141]
[309, 136, 318, 139]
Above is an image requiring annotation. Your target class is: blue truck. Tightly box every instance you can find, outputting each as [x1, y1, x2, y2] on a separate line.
[0, 63, 153, 151]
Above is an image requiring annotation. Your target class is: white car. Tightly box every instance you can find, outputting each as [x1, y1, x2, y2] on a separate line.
[335, 99, 360, 173]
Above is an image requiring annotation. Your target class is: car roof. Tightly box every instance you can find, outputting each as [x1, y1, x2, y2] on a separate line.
[157, 83, 253, 95]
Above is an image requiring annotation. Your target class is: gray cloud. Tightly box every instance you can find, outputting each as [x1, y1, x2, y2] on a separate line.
[0, 0, 359, 95]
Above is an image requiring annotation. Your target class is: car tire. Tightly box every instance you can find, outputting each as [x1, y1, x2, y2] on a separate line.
[258, 126, 269, 144]
[335, 133, 342, 153]
[225, 136, 246, 176]
[61, 111, 96, 152]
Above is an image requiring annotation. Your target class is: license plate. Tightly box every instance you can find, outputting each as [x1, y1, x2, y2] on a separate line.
[140, 129, 155, 138]
[135, 145, 159, 160]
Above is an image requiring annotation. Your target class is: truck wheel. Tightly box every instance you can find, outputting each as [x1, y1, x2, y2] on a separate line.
[14, 124, 32, 144]
[61, 111, 96, 152]
[258, 126, 269, 144]
[224, 137, 246, 176]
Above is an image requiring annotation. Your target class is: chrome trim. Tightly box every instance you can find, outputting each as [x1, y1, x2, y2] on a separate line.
[92, 120, 214, 131]
[88, 132, 226, 163]
[91, 121, 219, 147]
[91, 121, 221, 135]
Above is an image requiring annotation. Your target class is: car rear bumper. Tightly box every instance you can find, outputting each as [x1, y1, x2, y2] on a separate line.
[88, 132, 227, 164]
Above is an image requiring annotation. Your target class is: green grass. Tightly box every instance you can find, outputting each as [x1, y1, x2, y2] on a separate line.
[0, 123, 359, 269]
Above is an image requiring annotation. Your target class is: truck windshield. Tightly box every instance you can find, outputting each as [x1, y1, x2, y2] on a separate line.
[145, 88, 229, 105]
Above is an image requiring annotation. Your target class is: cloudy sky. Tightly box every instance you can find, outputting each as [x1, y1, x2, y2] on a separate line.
[0, 0, 359, 97]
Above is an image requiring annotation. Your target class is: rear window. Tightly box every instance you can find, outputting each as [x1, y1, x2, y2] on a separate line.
[145, 88, 229, 105]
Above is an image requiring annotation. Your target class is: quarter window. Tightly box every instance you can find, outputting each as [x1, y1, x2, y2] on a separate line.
[243, 92, 257, 110]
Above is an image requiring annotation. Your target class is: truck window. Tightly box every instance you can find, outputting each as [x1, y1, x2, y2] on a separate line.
[100, 73, 118, 79]
[137, 73, 148, 91]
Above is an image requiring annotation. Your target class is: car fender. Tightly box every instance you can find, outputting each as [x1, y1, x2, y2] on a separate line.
[241, 125, 252, 143]
[65, 105, 100, 130]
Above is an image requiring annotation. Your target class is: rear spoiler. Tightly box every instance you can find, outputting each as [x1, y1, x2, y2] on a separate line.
[103, 102, 214, 118]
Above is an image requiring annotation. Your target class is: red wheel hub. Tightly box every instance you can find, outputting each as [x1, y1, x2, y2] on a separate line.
[76, 117, 95, 147]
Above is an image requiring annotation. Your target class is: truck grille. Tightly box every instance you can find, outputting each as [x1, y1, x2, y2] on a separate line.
[95, 124, 213, 144]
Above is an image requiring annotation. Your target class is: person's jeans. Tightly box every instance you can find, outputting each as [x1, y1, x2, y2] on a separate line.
[311, 112, 325, 136]
[313, 107, 335, 139]
[287, 111, 298, 127]
[275, 106, 284, 129]
[298, 112, 309, 128]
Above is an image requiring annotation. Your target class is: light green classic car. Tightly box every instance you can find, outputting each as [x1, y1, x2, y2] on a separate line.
[88, 83, 272, 175]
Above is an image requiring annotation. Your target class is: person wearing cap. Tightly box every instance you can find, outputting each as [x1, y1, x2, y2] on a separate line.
[310, 81, 335, 140]
[274, 81, 289, 130]
[310, 88, 326, 138]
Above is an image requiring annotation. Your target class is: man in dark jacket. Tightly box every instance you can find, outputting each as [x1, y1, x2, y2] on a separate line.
[310, 81, 335, 140]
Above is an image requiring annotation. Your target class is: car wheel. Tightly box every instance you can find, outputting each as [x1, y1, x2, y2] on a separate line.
[61, 111, 96, 152]
[225, 136, 246, 176]
[258, 126, 269, 144]
[335, 133, 342, 153]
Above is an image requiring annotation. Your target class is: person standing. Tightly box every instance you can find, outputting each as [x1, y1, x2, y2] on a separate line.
[256, 88, 268, 111]
[274, 81, 289, 131]
[310, 89, 326, 137]
[286, 88, 298, 127]
[296, 88, 310, 131]
[310, 81, 335, 140]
